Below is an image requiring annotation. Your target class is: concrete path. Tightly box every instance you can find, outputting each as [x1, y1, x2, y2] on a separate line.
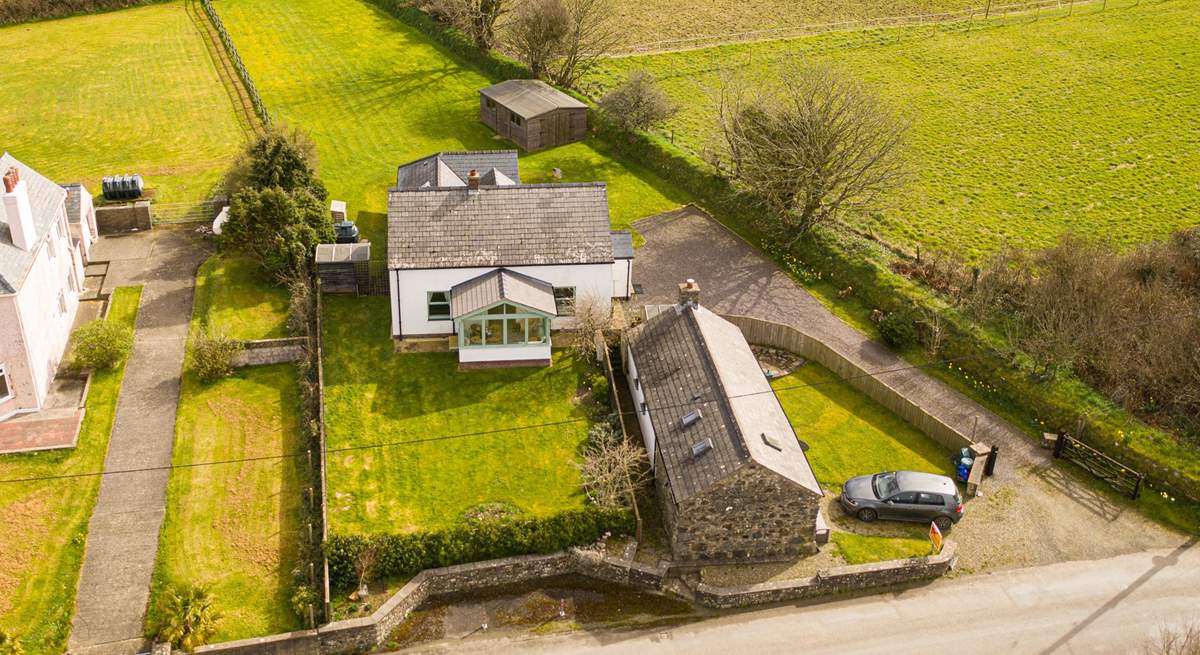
[632, 206, 1046, 477]
[408, 540, 1199, 655]
[69, 228, 207, 655]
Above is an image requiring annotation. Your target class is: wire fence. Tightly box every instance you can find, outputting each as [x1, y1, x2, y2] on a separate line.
[199, 0, 271, 127]
[612, 0, 1128, 55]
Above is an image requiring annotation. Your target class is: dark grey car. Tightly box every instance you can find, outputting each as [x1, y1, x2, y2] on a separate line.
[839, 471, 964, 531]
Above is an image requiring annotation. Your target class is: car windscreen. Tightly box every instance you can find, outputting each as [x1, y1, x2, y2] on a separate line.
[872, 472, 899, 499]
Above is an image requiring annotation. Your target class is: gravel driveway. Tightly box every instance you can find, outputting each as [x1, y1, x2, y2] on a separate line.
[633, 206, 1186, 580]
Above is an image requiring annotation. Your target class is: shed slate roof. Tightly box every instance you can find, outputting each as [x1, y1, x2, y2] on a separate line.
[395, 151, 521, 190]
[611, 231, 634, 259]
[480, 80, 587, 119]
[450, 268, 557, 318]
[1, 152, 66, 295]
[387, 182, 614, 270]
[626, 303, 821, 503]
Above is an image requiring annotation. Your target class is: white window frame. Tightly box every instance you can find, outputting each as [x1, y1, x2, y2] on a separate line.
[553, 286, 576, 316]
[427, 291, 452, 321]
[457, 303, 551, 349]
[0, 365, 12, 403]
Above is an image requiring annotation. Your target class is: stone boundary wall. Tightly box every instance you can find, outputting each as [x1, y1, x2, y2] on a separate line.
[95, 201, 152, 234]
[693, 541, 958, 609]
[182, 541, 956, 654]
[723, 315, 975, 453]
[232, 337, 307, 367]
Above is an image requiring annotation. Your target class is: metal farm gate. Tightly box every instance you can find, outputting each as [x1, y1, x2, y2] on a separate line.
[1053, 433, 1145, 499]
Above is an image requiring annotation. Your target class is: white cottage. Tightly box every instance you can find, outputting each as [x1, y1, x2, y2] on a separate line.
[0, 153, 94, 420]
[386, 151, 633, 367]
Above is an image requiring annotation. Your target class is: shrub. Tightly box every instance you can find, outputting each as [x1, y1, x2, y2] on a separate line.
[0, 630, 24, 655]
[148, 584, 221, 652]
[69, 319, 134, 370]
[289, 582, 318, 623]
[590, 373, 610, 408]
[286, 277, 314, 337]
[324, 507, 634, 590]
[598, 70, 677, 133]
[220, 186, 332, 283]
[877, 311, 918, 348]
[191, 333, 243, 383]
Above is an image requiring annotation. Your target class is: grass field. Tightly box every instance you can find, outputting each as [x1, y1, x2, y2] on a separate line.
[0, 2, 246, 204]
[772, 363, 954, 489]
[150, 267, 303, 640]
[215, 0, 693, 248]
[592, 0, 1200, 259]
[0, 287, 141, 655]
[193, 255, 290, 341]
[321, 296, 594, 535]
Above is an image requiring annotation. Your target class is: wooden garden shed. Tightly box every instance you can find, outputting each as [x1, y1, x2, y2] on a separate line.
[479, 79, 587, 151]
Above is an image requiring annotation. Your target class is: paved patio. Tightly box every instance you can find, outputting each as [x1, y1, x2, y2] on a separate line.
[69, 227, 208, 655]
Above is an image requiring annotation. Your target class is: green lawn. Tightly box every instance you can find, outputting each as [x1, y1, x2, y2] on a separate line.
[772, 363, 955, 489]
[830, 531, 931, 564]
[0, 2, 246, 204]
[592, 0, 1200, 259]
[149, 262, 303, 641]
[321, 296, 593, 535]
[193, 255, 290, 341]
[0, 287, 142, 655]
[214, 0, 693, 248]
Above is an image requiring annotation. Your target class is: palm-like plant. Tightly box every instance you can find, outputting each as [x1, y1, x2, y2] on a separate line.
[0, 630, 25, 655]
[153, 584, 221, 652]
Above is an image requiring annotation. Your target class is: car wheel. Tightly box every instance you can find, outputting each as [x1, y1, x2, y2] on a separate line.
[857, 508, 878, 522]
[934, 516, 953, 532]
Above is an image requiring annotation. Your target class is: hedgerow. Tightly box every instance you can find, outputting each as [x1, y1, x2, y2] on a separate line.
[0, 0, 169, 26]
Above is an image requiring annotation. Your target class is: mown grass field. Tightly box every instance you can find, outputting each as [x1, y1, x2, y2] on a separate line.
[193, 255, 290, 341]
[0, 287, 141, 655]
[0, 1, 245, 204]
[592, 0, 1200, 259]
[772, 363, 954, 489]
[321, 296, 593, 535]
[215, 0, 693, 248]
[150, 263, 303, 641]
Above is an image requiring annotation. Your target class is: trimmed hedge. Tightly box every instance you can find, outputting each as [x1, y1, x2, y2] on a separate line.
[366, 0, 1200, 500]
[0, 0, 169, 26]
[325, 507, 634, 590]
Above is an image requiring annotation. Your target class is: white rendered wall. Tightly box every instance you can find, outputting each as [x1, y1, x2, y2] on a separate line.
[612, 259, 632, 299]
[624, 345, 656, 468]
[458, 342, 551, 364]
[392, 263, 614, 337]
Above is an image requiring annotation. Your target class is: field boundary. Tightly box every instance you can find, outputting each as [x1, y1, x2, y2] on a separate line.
[611, 0, 1126, 55]
[197, 0, 271, 127]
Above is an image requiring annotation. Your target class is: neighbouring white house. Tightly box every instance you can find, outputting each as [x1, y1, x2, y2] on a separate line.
[386, 151, 633, 368]
[0, 153, 94, 421]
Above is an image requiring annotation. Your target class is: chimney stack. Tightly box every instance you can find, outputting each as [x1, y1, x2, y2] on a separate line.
[1, 167, 38, 251]
[678, 278, 700, 307]
[467, 169, 480, 191]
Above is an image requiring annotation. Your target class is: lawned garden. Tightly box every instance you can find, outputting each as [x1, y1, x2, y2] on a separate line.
[591, 0, 1200, 259]
[0, 286, 141, 655]
[321, 296, 597, 535]
[0, 1, 246, 204]
[149, 256, 304, 641]
[214, 0, 694, 248]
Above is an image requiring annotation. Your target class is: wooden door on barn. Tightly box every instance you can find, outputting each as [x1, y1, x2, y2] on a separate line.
[555, 112, 569, 146]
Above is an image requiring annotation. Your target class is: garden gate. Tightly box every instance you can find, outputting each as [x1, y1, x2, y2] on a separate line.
[1053, 433, 1144, 499]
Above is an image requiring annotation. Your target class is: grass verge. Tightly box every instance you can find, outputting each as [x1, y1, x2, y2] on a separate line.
[0, 286, 142, 655]
[830, 531, 932, 565]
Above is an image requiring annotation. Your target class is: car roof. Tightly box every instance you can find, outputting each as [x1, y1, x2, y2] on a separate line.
[894, 471, 957, 494]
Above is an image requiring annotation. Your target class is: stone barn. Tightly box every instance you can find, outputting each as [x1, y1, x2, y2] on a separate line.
[623, 281, 824, 564]
[479, 79, 587, 151]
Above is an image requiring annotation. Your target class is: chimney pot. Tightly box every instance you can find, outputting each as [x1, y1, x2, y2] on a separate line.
[678, 278, 701, 307]
[467, 169, 480, 191]
[2, 168, 18, 194]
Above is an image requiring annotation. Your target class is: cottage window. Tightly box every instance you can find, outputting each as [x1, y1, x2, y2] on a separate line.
[0, 365, 11, 402]
[58, 291, 68, 315]
[427, 291, 451, 320]
[458, 303, 549, 348]
[510, 113, 522, 126]
[553, 287, 575, 316]
[486, 98, 496, 109]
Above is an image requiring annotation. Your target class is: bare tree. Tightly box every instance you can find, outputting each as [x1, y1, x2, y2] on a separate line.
[353, 544, 379, 597]
[566, 292, 613, 363]
[716, 61, 908, 243]
[503, 0, 616, 86]
[1144, 622, 1200, 655]
[577, 424, 649, 508]
[425, 0, 510, 50]
[598, 70, 678, 133]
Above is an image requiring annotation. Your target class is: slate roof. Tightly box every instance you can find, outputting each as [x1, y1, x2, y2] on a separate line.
[626, 303, 821, 504]
[62, 183, 85, 224]
[611, 231, 634, 259]
[395, 151, 521, 190]
[450, 268, 557, 318]
[480, 80, 587, 119]
[1, 152, 66, 295]
[387, 182, 614, 270]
